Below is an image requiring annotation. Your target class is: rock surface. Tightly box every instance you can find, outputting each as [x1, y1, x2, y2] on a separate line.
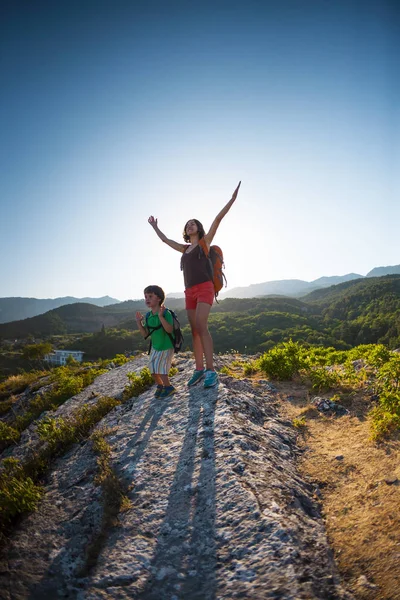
[0, 355, 353, 599]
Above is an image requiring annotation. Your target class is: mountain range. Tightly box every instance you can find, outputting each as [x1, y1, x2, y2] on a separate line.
[216, 264, 400, 299]
[0, 296, 120, 324]
[1, 264, 399, 325]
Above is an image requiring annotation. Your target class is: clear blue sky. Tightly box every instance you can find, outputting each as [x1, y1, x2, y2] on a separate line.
[1, 0, 398, 300]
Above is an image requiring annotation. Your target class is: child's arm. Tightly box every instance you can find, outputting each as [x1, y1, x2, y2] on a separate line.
[135, 311, 148, 338]
[158, 306, 173, 334]
[148, 216, 186, 253]
[204, 181, 241, 246]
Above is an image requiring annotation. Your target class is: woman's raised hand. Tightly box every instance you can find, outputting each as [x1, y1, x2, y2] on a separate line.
[148, 216, 158, 228]
[231, 181, 241, 202]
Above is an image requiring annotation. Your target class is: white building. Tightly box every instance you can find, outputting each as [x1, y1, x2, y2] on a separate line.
[44, 350, 84, 366]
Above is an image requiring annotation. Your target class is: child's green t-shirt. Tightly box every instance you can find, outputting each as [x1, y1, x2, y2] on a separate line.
[146, 310, 174, 351]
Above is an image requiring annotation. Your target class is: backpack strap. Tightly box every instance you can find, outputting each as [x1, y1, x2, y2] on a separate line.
[198, 237, 215, 287]
[198, 237, 210, 257]
[144, 311, 163, 340]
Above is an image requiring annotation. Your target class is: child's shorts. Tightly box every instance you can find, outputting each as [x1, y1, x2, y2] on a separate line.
[184, 281, 214, 310]
[149, 347, 174, 375]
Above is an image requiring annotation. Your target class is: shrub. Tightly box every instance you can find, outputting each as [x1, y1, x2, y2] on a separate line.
[112, 354, 129, 366]
[243, 361, 258, 376]
[292, 416, 307, 429]
[369, 406, 400, 441]
[5, 365, 108, 440]
[258, 340, 306, 380]
[123, 368, 153, 400]
[305, 367, 340, 392]
[0, 421, 20, 446]
[36, 416, 76, 448]
[36, 397, 121, 450]
[0, 397, 14, 416]
[50, 368, 84, 402]
[0, 459, 42, 525]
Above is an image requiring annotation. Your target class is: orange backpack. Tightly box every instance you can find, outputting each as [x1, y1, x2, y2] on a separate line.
[199, 238, 227, 301]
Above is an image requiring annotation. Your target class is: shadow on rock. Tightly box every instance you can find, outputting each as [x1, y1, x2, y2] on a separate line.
[28, 395, 171, 600]
[137, 387, 218, 600]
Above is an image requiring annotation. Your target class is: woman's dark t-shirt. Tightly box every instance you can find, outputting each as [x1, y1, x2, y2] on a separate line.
[181, 245, 212, 289]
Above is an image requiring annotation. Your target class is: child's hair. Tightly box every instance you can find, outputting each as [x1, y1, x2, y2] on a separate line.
[144, 285, 165, 304]
[183, 219, 205, 243]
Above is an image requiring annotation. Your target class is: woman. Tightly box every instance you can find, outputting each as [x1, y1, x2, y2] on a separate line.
[148, 181, 241, 388]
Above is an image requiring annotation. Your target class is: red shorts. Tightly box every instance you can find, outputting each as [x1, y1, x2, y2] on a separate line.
[184, 281, 215, 310]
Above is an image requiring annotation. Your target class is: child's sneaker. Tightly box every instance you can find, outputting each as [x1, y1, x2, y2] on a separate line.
[204, 370, 219, 388]
[154, 384, 163, 398]
[160, 385, 176, 398]
[187, 369, 205, 387]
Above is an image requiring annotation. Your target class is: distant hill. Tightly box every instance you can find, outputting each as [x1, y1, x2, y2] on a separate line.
[219, 273, 363, 299]
[301, 275, 400, 347]
[0, 297, 186, 339]
[216, 266, 400, 299]
[302, 274, 400, 307]
[366, 265, 400, 278]
[0, 296, 121, 324]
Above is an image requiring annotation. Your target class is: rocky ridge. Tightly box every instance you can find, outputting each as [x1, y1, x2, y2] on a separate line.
[0, 354, 353, 599]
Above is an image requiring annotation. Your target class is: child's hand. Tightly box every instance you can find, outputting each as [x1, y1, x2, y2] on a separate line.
[135, 311, 143, 323]
[157, 304, 166, 317]
[148, 216, 158, 228]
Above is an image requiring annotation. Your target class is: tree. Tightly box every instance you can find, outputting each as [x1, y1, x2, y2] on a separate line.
[22, 342, 52, 361]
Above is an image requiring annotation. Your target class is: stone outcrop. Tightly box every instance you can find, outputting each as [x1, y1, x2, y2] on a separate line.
[0, 355, 353, 599]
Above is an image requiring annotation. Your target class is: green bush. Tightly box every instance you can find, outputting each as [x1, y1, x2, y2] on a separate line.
[36, 397, 121, 449]
[0, 459, 42, 524]
[36, 416, 76, 448]
[0, 398, 14, 416]
[123, 368, 153, 400]
[258, 340, 306, 380]
[0, 421, 20, 445]
[369, 406, 400, 441]
[50, 367, 84, 401]
[6, 365, 108, 440]
[305, 367, 340, 392]
[112, 354, 129, 366]
[243, 361, 258, 376]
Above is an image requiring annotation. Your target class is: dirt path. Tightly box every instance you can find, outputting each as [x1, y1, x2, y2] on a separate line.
[278, 381, 400, 600]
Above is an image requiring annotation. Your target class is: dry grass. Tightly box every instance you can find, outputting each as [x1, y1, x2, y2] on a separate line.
[0, 371, 48, 400]
[278, 381, 400, 600]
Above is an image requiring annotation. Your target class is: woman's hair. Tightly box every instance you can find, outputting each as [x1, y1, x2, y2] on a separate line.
[143, 285, 165, 304]
[183, 219, 205, 243]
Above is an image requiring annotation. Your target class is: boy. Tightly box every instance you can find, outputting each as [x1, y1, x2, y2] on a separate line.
[135, 285, 176, 399]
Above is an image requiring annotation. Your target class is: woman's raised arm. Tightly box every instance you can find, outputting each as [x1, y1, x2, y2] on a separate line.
[205, 181, 241, 246]
[148, 216, 186, 253]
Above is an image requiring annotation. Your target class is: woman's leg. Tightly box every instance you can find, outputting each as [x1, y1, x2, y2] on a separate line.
[195, 302, 214, 371]
[187, 308, 205, 370]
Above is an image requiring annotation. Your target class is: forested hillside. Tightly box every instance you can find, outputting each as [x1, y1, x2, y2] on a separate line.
[303, 275, 400, 347]
[1, 276, 400, 378]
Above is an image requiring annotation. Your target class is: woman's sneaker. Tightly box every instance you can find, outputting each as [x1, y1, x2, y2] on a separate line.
[187, 369, 205, 387]
[160, 385, 176, 398]
[204, 370, 219, 388]
[154, 384, 163, 398]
